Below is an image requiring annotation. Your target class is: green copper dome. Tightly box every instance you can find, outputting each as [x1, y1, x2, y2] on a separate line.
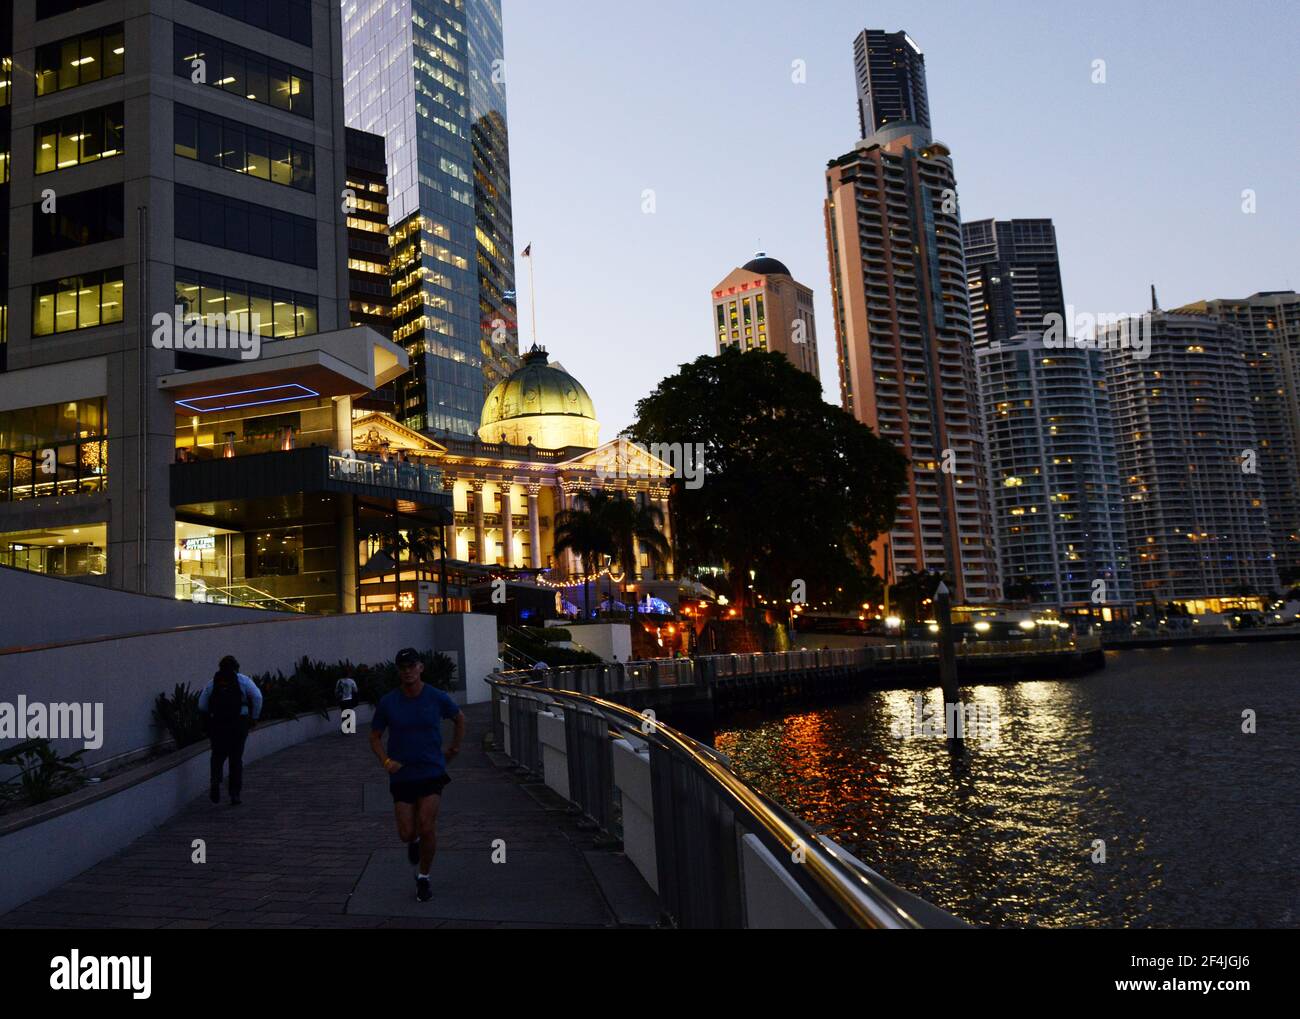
[478, 345, 600, 449]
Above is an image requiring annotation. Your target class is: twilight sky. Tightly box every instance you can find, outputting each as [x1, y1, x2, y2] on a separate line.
[502, 0, 1299, 439]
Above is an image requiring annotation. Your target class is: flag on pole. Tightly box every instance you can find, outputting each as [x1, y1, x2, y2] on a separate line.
[521, 243, 532, 258]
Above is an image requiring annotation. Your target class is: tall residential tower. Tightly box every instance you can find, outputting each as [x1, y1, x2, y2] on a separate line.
[826, 32, 996, 603]
[964, 218, 1131, 616]
[1101, 311, 1277, 608]
[1175, 291, 1300, 574]
[962, 218, 1066, 350]
[853, 29, 929, 137]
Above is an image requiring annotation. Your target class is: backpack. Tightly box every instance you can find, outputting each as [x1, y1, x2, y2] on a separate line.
[208, 672, 247, 726]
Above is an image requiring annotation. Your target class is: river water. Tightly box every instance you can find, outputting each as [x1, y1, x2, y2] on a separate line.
[713, 643, 1299, 928]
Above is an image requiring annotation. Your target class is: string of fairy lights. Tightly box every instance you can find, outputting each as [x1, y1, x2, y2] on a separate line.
[488, 566, 627, 589]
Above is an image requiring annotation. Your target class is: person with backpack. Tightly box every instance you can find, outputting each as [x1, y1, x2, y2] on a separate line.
[335, 674, 359, 719]
[198, 655, 263, 806]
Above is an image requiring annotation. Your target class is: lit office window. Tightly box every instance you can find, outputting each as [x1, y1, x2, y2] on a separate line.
[34, 103, 124, 174]
[174, 105, 314, 191]
[32, 269, 125, 336]
[175, 269, 318, 339]
[35, 24, 125, 95]
[174, 27, 313, 118]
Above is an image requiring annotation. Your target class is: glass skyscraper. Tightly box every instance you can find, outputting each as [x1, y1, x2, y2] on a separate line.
[342, 0, 518, 438]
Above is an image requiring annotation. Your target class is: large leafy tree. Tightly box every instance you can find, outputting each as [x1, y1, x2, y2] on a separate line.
[625, 347, 907, 611]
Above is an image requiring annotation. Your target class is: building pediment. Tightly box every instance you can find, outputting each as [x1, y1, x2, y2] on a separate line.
[557, 436, 676, 480]
[351, 412, 447, 455]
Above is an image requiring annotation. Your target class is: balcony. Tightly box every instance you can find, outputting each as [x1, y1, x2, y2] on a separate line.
[171, 446, 452, 514]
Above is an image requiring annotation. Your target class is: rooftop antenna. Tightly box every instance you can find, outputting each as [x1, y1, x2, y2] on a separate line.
[1150, 284, 1159, 312]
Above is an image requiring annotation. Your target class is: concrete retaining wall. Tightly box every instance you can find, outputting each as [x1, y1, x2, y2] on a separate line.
[0, 563, 293, 651]
[0, 612, 499, 769]
[0, 704, 373, 915]
[738, 833, 833, 928]
[547, 622, 631, 662]
[611, 737, 657, 894]
[537, 710, 569, 800]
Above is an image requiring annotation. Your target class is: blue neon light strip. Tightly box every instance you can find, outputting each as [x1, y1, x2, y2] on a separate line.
[175, 383, 321, 413]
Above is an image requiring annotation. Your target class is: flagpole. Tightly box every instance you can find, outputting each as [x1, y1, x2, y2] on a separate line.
[525, 244, 538, 346]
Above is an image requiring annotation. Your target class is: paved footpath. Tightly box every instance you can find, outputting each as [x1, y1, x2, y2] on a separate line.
[2, 703, 660, 929]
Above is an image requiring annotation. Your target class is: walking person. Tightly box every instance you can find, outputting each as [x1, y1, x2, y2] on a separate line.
[335, 674, 359, 723]
[198, 655, 263, 806]
[369, 647, 465, 902]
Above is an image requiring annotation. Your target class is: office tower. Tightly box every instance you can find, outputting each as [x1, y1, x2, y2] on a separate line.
[341, 0, 518, 438]
[1101, 311, 1277, 608]
[975, 334, 1132, 616]
[0, 2, 10, 371]
[710, 253, 819, 380]
[853, 29, 929, 137]
[1175, 292, 1300, 573]
[344, 126, 392, 339]
[825, 32, 997, 604]
[0, 1, 440, 610]
[962, 218, 1066, 350]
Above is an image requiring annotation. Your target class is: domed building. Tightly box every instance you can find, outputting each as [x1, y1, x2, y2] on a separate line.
[347, 342, 680, 615]
[478, 345, 600, 449]
[710, 251, 820, 380]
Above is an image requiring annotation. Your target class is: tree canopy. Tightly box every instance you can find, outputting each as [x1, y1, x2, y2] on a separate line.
[624, 347, 907, 609]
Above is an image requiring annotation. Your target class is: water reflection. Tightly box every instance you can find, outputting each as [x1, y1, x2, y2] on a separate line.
[714, 644, 1299, 927]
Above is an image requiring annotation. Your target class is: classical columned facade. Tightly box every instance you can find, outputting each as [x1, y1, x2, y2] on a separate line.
[350, 415, 676, 580]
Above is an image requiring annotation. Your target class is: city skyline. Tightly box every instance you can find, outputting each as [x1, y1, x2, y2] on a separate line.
[503, 0, 1298, 437]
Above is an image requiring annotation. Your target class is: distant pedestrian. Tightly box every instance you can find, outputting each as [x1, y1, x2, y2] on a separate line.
[198, 655, 262, 806]
[369, 648, 465, 902]
[335, 675, 359, 718]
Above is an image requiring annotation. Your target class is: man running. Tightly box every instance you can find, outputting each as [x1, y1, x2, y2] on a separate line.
[369, 647, 465, 902]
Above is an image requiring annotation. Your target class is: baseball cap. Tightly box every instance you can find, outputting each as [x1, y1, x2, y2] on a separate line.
[395, 647, 421, 666]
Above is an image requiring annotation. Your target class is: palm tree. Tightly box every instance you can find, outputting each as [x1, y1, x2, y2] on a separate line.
[553, 491, 616, 619]
[602, 496, 671, 616]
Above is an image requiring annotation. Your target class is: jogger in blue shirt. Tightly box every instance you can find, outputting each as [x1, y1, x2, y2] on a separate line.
[369, 647, 465, 902]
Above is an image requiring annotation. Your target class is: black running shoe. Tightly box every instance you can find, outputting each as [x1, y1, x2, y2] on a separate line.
[210, 784, 220, 804]
[416, 876, 432, 902]
[407, 838, 420, 865]
[230, 795, 241, 806]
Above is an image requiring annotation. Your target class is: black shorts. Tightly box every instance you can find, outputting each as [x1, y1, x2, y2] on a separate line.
[390, 774, 451, 804]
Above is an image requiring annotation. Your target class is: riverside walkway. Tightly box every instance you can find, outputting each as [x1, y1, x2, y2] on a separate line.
[0, 703, 660, 929]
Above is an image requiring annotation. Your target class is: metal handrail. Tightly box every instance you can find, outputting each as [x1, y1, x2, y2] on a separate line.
[489, 674, 964, 929]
